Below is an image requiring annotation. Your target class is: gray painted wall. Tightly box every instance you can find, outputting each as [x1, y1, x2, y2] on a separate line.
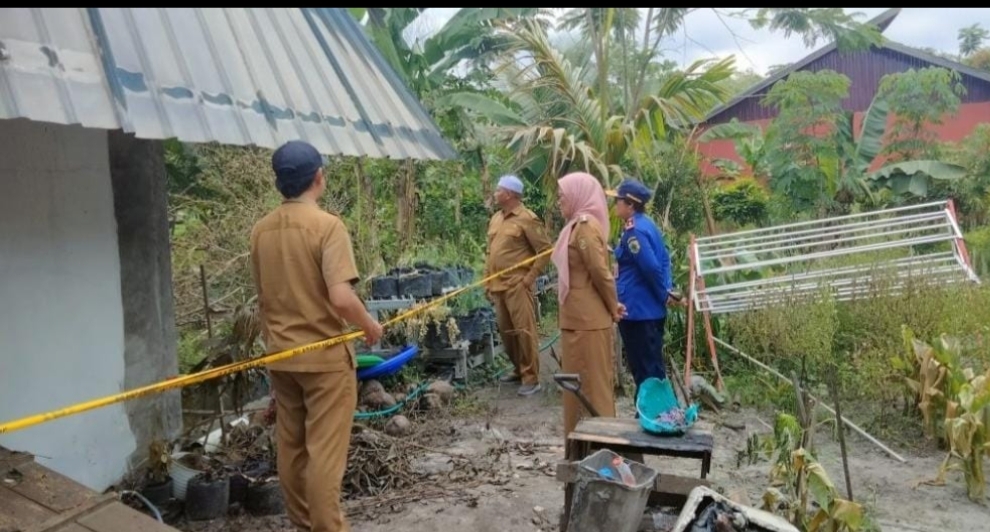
[0, 120, 136, 489]
[0, 121, 182, 490]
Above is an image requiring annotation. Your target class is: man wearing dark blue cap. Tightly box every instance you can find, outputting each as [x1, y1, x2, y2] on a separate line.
[250, 140, 382, 532]
[606, 177, 676, 402]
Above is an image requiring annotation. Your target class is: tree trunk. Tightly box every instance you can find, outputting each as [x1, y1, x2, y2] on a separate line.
[478, 147, 493, 211]
[455, 162, 463, 225]
[397, 158, 418, 254]
[356, 157, 381, 273]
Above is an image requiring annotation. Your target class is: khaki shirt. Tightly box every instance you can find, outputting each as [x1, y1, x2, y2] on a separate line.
[250, 200, 359, 373]
[484, 204, 553, 292]
[558, 216, 619, 331]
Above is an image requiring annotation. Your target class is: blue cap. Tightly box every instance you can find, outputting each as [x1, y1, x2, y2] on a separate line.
[606, 178, 652, 204]
[272, 140, 324, 196]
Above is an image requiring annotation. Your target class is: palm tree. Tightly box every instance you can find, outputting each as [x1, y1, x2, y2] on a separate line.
[441, 18, 734, 193]
[959, 23, 989, 57]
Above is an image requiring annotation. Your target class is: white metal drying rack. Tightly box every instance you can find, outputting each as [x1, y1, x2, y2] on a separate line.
[684, 199, 980, 389]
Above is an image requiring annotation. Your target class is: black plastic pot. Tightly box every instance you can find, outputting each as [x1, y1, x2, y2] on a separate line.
[440, 268, 459, 289]
[370, 275, 398, 299]
[185, 473, 230, 521]
[140, 477, 173, 508]
[245, 480, 285, 516]
[430, 271, 446, 296]
[399, 273, 432, 299]
[455, 314, 485, 342]
[456, 266, 475, 285]
[423, 322, 451, 349]
[228, 473, 249, 505]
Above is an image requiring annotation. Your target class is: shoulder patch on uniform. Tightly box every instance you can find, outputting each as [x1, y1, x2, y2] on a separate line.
[628, 236, 641, 254]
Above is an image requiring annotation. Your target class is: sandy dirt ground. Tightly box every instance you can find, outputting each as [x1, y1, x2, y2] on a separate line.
[173, 350, 990, 532]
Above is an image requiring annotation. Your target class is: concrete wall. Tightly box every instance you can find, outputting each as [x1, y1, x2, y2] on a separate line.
[108, 130, 182, 470]
[0, 120, 135, 489]
[0, 120, 181, 491]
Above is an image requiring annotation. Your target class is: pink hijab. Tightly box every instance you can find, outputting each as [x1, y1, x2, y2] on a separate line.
[551, 172, 610, 305]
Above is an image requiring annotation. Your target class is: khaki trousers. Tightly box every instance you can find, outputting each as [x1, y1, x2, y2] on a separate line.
[560, 327, 616, 458]
[492, 283, 540, 385]
[269, 370, 356, 532]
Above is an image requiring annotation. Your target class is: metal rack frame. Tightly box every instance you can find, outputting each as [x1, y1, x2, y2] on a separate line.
[683, 199, 980, 389]
[363, 273, 557, 381]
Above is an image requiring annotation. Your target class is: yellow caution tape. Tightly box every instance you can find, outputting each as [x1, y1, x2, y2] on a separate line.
[0, 249, 554, 435]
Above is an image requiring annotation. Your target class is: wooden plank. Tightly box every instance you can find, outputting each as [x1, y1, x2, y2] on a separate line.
[8, 462, 97, 513]
[76, 501, 179, 532]
[46, 523, 92, 532]
[0, 446, 34, 469]
[573, 417, 712, 443]
[28, 494, 117, 532]
[570, 418, 713, 454]
[0, 486, 58, 531]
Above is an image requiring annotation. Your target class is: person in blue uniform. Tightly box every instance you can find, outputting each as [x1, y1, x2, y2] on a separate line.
[606, 178, 676, 400]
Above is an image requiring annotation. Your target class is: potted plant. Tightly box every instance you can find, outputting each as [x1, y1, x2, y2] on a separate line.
[184, 456, 230, 521]
[242, 425, 285, 516]
[400, 305, 458, 349]
[450, 290, 493, 343]
[140, 440, 173, 507]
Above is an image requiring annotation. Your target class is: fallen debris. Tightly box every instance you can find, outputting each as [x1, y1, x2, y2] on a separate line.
[385, 415, 412, 437]
[672, 486, 798, 532]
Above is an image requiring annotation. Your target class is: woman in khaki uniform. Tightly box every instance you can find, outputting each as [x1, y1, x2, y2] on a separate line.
[551, 172, 624, 452]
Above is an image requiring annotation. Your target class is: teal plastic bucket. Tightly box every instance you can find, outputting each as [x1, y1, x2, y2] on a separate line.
[635, 377, 699, 435]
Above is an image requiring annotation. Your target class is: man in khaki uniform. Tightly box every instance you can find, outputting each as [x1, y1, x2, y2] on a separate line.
[484, 175, 552, 396]
[250, 140, 383, 532]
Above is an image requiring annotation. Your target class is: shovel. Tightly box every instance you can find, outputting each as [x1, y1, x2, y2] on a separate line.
[552, 373, 601, 417]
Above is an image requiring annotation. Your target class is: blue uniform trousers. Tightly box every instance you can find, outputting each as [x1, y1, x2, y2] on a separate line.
[618, 318, 667, 401]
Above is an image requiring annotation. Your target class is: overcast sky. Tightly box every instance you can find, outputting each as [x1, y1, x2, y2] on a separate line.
[406, 8, 990, 77]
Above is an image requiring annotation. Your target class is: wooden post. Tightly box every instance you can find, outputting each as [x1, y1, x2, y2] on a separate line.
[828, 364, 854, 500]
[684, 236, 697, 386]
[200, 264, 212, 339]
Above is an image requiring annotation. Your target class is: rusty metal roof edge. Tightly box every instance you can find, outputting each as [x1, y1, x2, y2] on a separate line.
[0, 8, 458, 162]
[313, 8, 458, 161]
[698, 8, 904, 126]
[84, 7, 134, 133]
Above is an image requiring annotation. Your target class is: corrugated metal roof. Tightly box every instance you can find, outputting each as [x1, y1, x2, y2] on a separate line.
[0, 8, 456, 160]
[700, 8, 990, 126]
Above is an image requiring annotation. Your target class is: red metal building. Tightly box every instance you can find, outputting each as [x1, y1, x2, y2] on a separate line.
[695, 8, 990, 178]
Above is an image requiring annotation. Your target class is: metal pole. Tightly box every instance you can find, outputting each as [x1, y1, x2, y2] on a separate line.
[713, 337, 908, 464]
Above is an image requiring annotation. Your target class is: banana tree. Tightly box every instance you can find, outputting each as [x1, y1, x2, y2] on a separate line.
[701, 71, 966, 214]
[698, 119, 777, 183]
[351, 8, 550, 98]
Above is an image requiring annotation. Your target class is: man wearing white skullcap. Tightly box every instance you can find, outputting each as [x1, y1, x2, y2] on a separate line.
[484, 174, 552, 396]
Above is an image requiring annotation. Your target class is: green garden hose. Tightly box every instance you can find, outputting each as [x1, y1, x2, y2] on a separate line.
[492, 332, 562, 379]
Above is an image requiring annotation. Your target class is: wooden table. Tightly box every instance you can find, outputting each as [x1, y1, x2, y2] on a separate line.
[558, 417, 715, 532]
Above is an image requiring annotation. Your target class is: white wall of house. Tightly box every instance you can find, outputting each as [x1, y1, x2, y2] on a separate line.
[0, 119, 136, 490]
